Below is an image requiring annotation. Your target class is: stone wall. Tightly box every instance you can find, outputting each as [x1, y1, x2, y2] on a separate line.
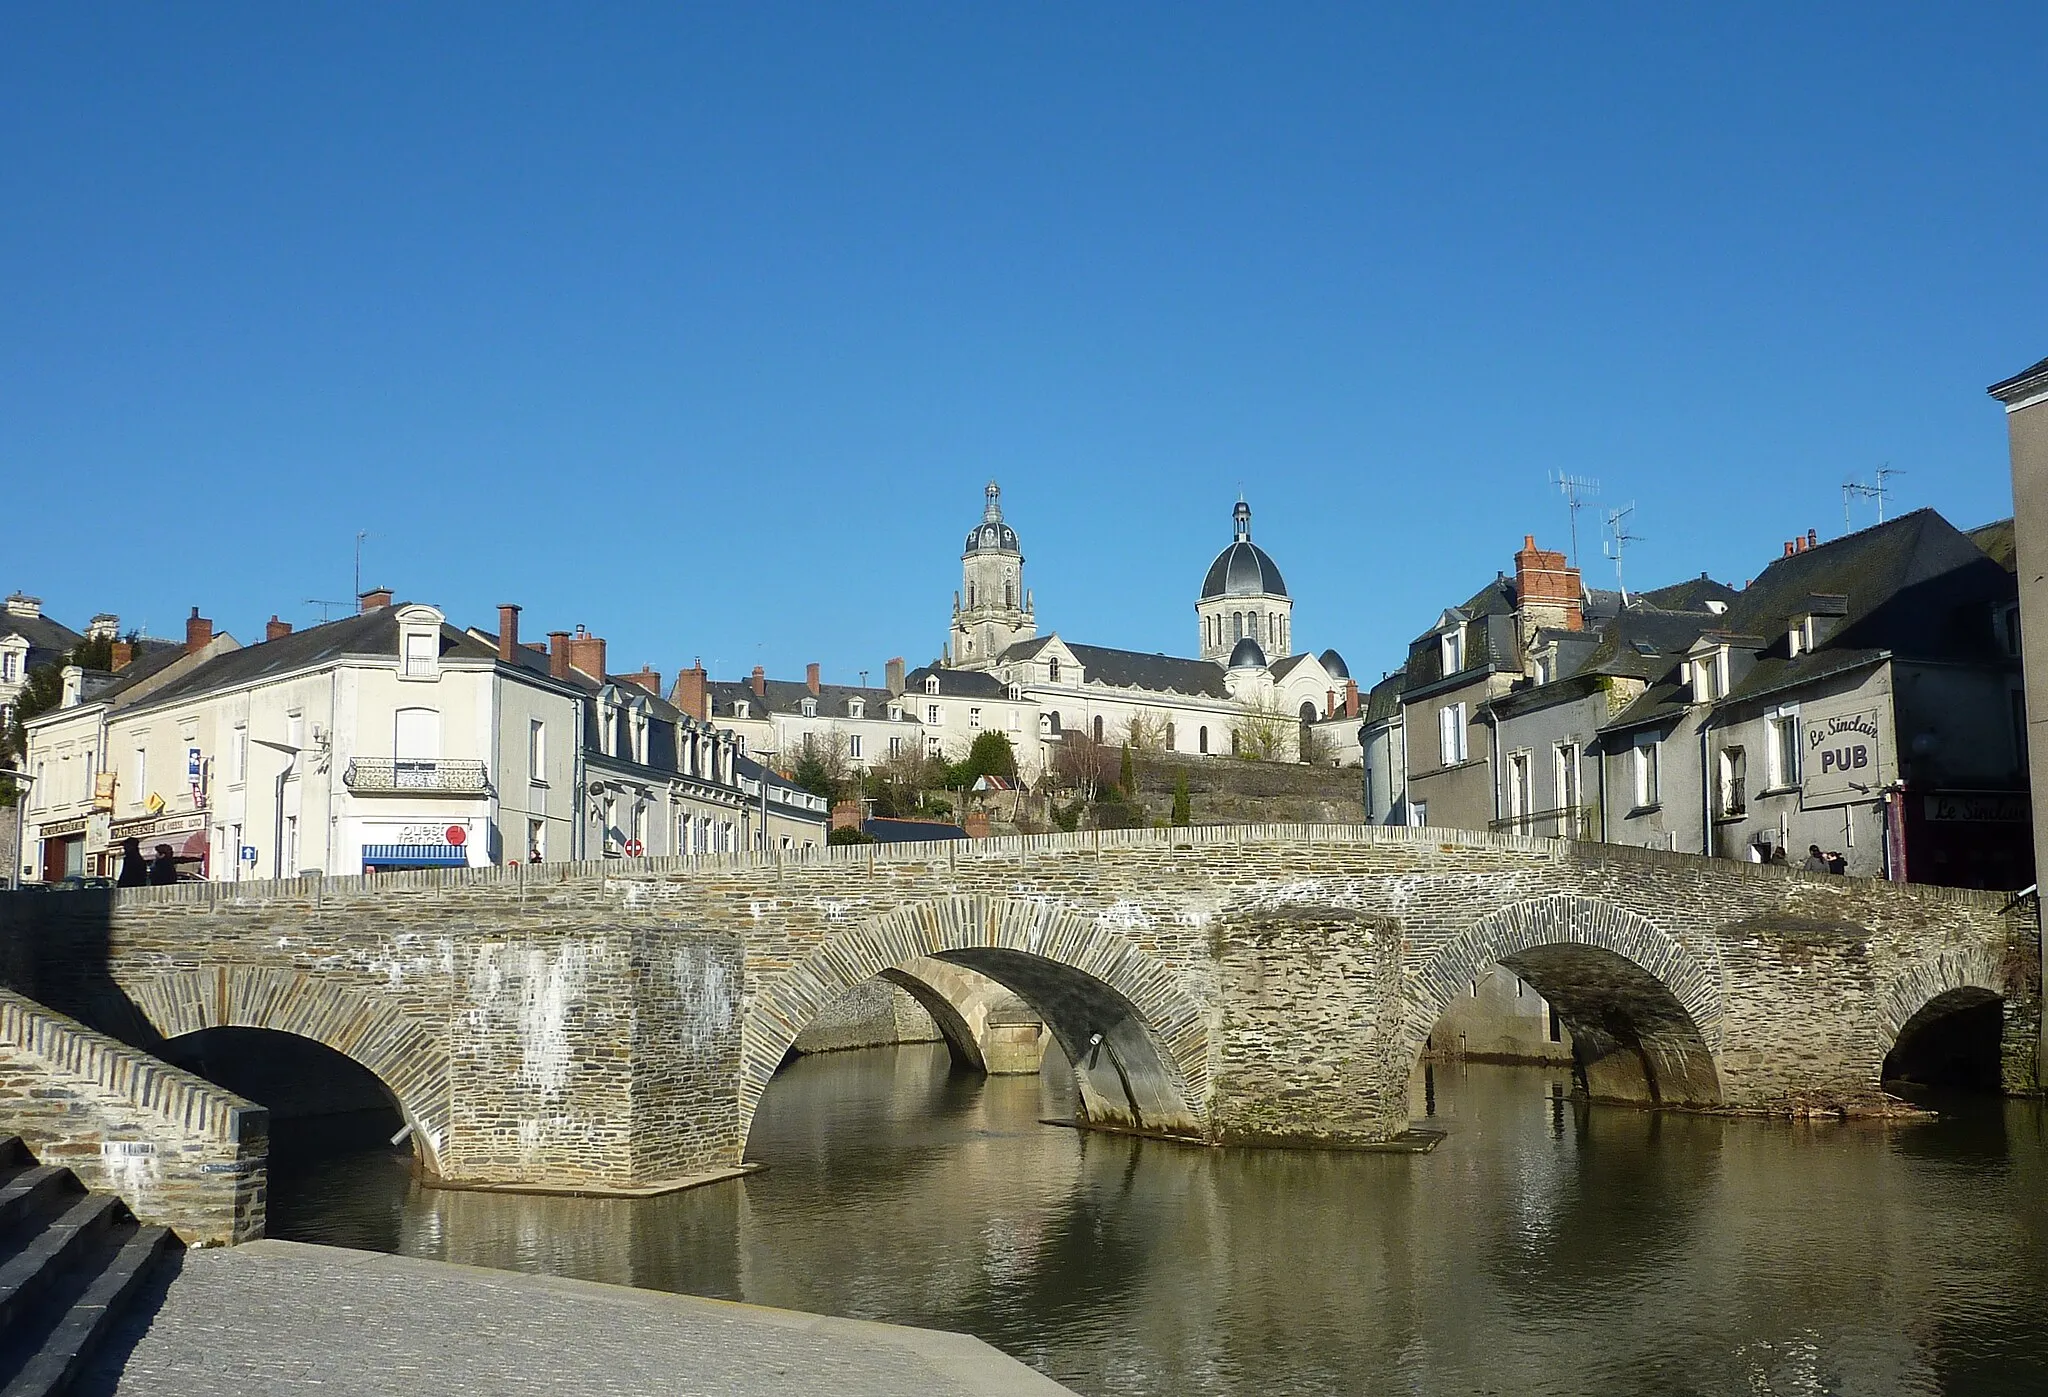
[0, 826, 2035, 1185]
[0, 988, 265, 1246]
[791, 980, 941, 1055]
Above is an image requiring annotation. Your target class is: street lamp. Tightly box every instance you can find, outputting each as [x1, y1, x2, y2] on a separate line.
[755, 749, 775, 854]
[1, 769, 36, 890]
[251, 739, 302, 879]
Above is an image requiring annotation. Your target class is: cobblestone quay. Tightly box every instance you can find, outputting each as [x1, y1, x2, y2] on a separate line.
[0, 825, 2036, 1197]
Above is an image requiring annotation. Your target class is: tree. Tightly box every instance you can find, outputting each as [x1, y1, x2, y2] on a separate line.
[1052, 731, 1114, 803]
[963, 731, 1018, 783]
[1123, 710, 1170, 754]
[1171, 773, 1191, 827]
[1231, 690, 1294, 762]
[788, 730, 853, 803]
[1118, 743, 1136, 796]
[866, 742, 940, 818]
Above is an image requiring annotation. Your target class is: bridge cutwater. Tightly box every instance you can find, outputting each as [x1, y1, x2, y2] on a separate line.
[0, 824, 2035, 1232]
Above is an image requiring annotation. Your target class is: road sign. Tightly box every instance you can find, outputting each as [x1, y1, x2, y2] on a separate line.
[624, 838, 644, 857]
[240, 845, 258, 863]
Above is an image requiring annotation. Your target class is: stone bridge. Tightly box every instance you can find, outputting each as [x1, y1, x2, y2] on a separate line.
[0, 825, 2036, 1196]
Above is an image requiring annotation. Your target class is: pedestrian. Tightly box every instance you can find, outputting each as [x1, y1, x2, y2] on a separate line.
[1803, 844, 1830, 872]
[1768, 844, 1790, 867]
[114, 837, 150, 887]
[148, 843, 180, 885]
[1827, 850, 1847, 875]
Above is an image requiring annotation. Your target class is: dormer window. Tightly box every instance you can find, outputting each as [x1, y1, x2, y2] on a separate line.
[734, 700, 750, 720]
[849, 698, 865, 720]
[1789, 616, 1816, 658]
[1532, 651, 1552, 686]
[395, 605, 446, 681]
[1007, 683, 1022, 701]
[887, 704, 902, 722]
[800, 697, 817, 718]
[1693, 648, 1730, 703]
[925, 675, 940, 695]
[1441, 629, 1465, 674]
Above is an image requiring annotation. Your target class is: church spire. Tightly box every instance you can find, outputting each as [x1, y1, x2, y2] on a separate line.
[1233, 498, 1252, 542]
[984, 480, 1004, 524]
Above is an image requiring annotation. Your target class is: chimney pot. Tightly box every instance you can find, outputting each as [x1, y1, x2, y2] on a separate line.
[496, 604, 521, 663]
[1807, 528, 1818, 549]
[750, 665, 766, 698]
[565, 629, 607, 681]
[265, 615, 293, 642]
[1784, 541, 1797, 557]
[184, 607, 214, 656]
[109, 638, 134, 672]
[806, 662, 820, 696]
[1344, 679, 1360, 719]
[358, 588, 393, 613]
[675, 661, 709, 721]
[885, 657, 906, 694]
[621, 666, 662, 696]
[548, 631, 571, 681]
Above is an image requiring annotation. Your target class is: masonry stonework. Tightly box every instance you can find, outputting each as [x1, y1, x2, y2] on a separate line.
[0, 827, 2036, 1194]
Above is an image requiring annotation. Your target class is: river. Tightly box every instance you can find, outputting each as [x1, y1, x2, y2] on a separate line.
[269, 1045, 2048, 1396]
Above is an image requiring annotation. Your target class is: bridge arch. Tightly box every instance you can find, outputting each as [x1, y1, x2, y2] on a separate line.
[745, 895, 1208, 1146]
[123, 967, 451, 1173]
[1406, 894, 1726, 1106]
[1879, 945, 2010, 1094]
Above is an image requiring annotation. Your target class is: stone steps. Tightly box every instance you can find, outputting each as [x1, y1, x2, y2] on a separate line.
[0, 1138, 178, 1397]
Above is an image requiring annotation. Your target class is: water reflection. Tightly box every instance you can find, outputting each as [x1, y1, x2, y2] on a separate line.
[271, 1046, 2048, 1397]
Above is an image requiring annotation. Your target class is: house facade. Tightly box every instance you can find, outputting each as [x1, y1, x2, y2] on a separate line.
[1989, 355, 2047, 910]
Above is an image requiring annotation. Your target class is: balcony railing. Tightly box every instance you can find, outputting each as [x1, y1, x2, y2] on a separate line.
[1489, 804, 1595, 839]
[344, 758, 489, 794]
[1718, 777, 1747, 818]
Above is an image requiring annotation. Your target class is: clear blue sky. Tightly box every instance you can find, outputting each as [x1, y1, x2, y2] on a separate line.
[5, 5, 2042, 690]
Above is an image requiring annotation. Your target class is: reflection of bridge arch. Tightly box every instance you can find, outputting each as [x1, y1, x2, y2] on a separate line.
[1406, 895, 1725, 1106]
[746, 896, 1207, 1146]
[125, 967, 450, 1173]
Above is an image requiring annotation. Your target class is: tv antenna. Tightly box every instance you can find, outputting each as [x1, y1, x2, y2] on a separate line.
[352, 530, 368, 600]
[1603, 503, 1642, 603]
[1841, 465, 1903, 532]
[1551, 472, 1600, 569]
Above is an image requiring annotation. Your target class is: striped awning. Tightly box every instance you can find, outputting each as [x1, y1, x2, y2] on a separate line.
[362, 843, 466, 867]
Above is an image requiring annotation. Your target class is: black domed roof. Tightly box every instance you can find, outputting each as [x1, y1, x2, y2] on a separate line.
[1199, 500, 1288, 600]
[964, 481, 1021, 557]
[1227, 637, 1267, 669]
[1318, 648, 1348, 680]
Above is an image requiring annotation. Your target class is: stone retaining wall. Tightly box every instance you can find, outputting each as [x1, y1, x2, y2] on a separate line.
[0, 988, 266, 1245]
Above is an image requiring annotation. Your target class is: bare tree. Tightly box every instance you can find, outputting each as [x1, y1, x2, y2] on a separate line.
[1123, 710, 1170, 755]
[1052, 731, 1115, 803]
[1232, 691, 1294, 763]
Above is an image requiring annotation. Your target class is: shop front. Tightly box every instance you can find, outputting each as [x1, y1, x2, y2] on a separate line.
[352, 817, 485, 874]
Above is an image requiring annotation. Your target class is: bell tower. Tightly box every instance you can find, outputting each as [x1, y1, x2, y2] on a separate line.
[950, 481, 1035, 670]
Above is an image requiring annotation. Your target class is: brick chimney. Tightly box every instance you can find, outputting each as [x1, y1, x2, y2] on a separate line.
[831, 798, 863, 833]
[1325, 688, 1336, 720]
[750, 665, 767, 698]
[496, 604, 521, 663]
[265, 615, 293, 642]
[1807, 528, 1818, 550]
[185, 607, 214, 655]
[964, 810, 991, 839]
[675, 661, 709, 721]
[358, 587, 393, 613]
[1344, 679, 1360, 719]
[109, 638, 133, 672]
[619, 665, 662, 696]
[806, 662, 821, 696]
[566, 625, 606, 681]
[1513, 534, 1581, 654]
[885, 657, 906, 694]
[548, 630, 572, 681]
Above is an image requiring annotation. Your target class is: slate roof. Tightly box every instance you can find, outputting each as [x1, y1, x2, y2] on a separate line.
[1988, 354, 2048, 399]
[1969, 518, 2017, 572]
[1362, 672, 1406, 725]
[1602, 509, 2011, 733]
[1636, 575, 1742, 613]
[863, 817, 969, 843]
[1266, 652, 1317, 682]
[1061, 642, 1231, 698]
[705, 677, 901, 721]
[734, 753, 826, 817]
[73, 640, 192, 707]
[131, 608, 497, 713]
[904, 665, 1010, 698]
[0, 605, 83, 666]
[1200, 540, 1289, 600]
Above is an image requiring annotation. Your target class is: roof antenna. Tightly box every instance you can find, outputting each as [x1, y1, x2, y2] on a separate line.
[1603, 503, 1641, 605]
[1551, 472, 1600, 570]
[1843, 465, 1903, 531]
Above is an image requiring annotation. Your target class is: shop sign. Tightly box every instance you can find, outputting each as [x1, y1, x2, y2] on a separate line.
[1924, 793, 2028, 824]
[36, 816, 88, 839]
[379, 822, 470, 845]
[110, 813, 206, 842]
[1802, 702, 1887, 809]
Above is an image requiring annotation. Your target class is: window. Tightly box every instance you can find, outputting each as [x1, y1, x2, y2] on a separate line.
[967, 583, 977, 608]
[1008, 707, 1020, 730]
[2001, 604, 2023, 658]
[800, 698, 817, 718]
[283, 815, 298, 875]
[528, 719, 546, 782]
[1049, 658, 1063, 683]
[734, 700, 749, 720]
[132, 747, 147, 803]
[926, 736, 942, 757]
[603, 797, 618, 852]
[889, 735, 902, 757]
[0, 651, 15, 682]
[1718, 746, 1747, 816]
[633, 710, 648, 764]
[1632, 735, 1661, 809]
[403, 632, 437, 678]
[394, 707, 439, 763]
[1437, 703, 1467, 766]
[926, 703, 941, 724]
[1554, 743, 1582, 817]
[925, 675, 940, 695]
[1199, 725, 1209, 755]
[528, 818, 545, 862]
[1789, 617, 1815, 658]
[1533, 654, 1550, 686]
[849, 699, 865, 720]
[230, 724, 247, 784]
[1506, 752, 1530, 821]
[1093, 715, 1105, 742]
[1409, 800, 1428, 828]
[969, 707, 982, 729]
[1441, 629, 1464, 674]
[888, 704, 902, 721]
[1164, 722, 1175, 750]
[849, 734, 862, 760]
[1694, 649, 1729, 703]
[1766, 710, 1801, 789]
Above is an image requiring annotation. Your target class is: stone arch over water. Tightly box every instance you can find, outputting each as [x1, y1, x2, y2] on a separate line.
[125, 966, 451, 1172]
[1878, 944, 2013, 1094]
[1405, 894, 1726, 1106]
[744, 895, 1208, 1146]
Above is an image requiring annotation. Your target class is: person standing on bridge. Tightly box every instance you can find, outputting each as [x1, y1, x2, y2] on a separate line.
[115, 838, 149, 888]
[1804, 845, 1830, 872]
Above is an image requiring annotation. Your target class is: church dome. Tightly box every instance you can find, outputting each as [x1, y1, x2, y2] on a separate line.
[964, 481, 1020, 556]
[1228, 637, 1267, 669]
[1318, 648, 1349, 680]
[1200, 500, 1288, 600]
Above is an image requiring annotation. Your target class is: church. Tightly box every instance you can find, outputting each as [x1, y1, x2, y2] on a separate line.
[929, 483, 1359, 772]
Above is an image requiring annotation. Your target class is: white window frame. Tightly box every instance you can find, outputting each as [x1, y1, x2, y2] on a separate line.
[849, 699, 865, 720]
[800, 698, 817, 718]
[1409, 799, 1428, 829]
[1441, 629, 1465, 674]
[401, 631, 438, 680]
[1437, 703, 1467, 767]
[1765, 706, 1802, 791]
[926, 703, 941, 724]
[528, 719, 546, 783]
[1506, 751, 1531, 821]
[925, 675, 940, 695]
[969, 707, 982, 729]
[849, 734, 862, 760]
[1554, 742, 1582, 815]
[1632, 733, 1661, 809]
